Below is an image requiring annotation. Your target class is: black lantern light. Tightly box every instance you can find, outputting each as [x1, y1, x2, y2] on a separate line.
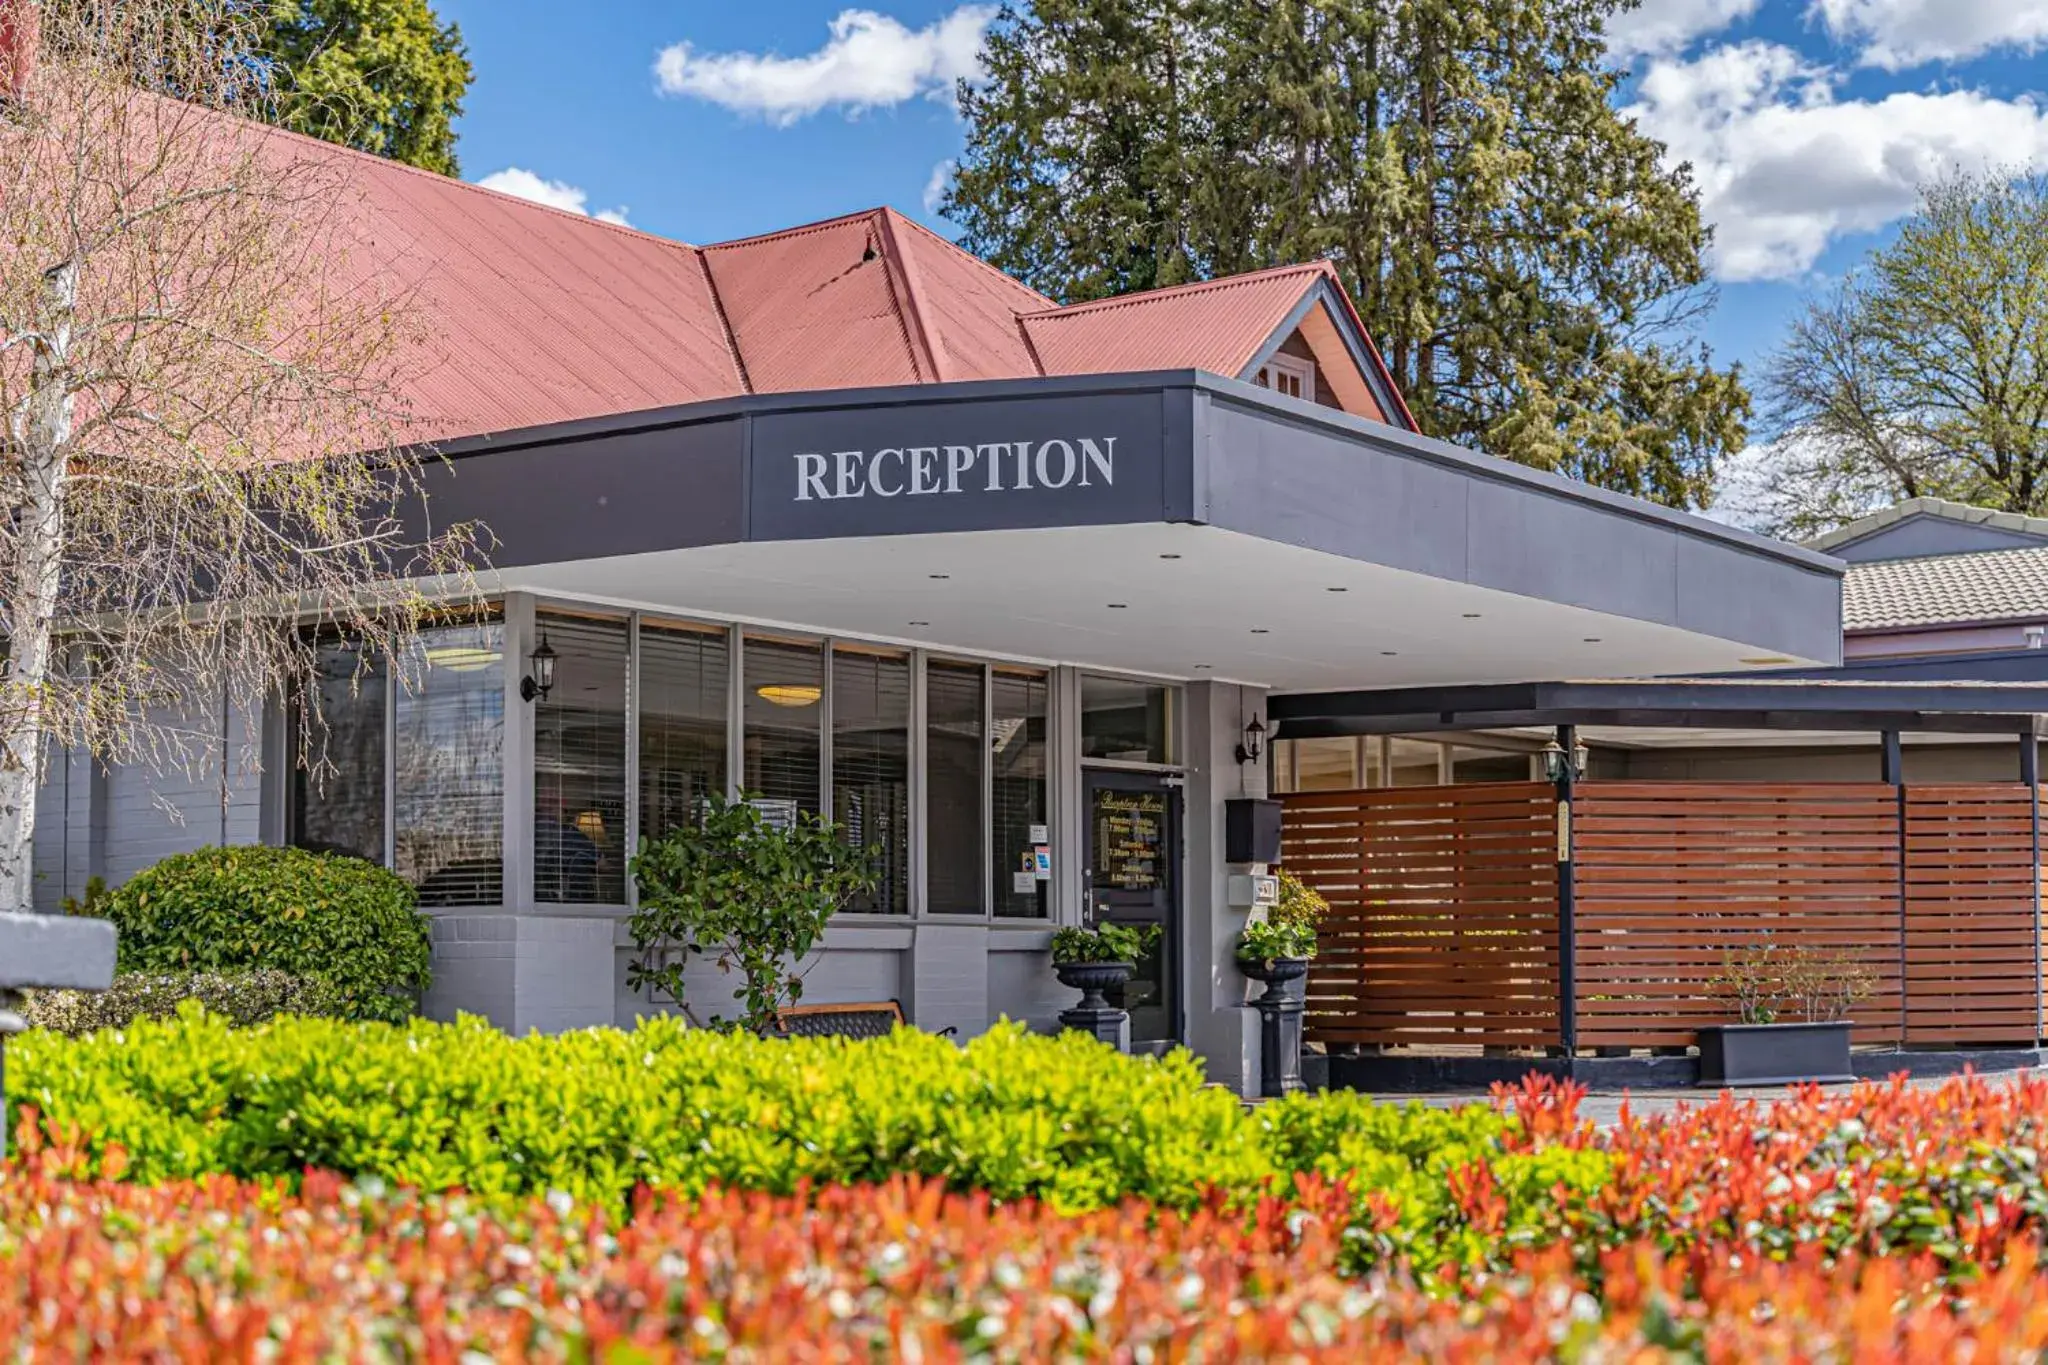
[1540, 738, 1590, 783]
[520, 630, 557, 703]
[1236, 715, 1267, 765]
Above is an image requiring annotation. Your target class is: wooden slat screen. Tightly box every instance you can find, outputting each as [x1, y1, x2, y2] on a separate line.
[1570, 782, 1905, 1048]
[1903, 786, 2039, 1046]
[1280, 783, 1560, 1049]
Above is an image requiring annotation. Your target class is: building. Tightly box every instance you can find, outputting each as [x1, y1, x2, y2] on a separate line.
[26, 120, 1847, 1094]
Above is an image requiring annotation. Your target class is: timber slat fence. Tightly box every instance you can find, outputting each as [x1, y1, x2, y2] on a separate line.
[1281, 780, 2047, 1052]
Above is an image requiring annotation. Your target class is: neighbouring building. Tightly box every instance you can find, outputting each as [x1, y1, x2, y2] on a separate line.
[26, 106, 1848, 1094]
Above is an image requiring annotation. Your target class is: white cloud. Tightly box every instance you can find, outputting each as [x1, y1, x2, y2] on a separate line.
[1623, 42, 2048, 280]
[922, 158, 954, 215]
[1811, 0, 2048, 70]
[1606, 0, 1761, 59]
[476, 167, 631, 227]
[654, 6, 997, 126]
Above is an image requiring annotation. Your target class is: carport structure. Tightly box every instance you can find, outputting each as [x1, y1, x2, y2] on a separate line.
[1269, 678, 2048, 1084]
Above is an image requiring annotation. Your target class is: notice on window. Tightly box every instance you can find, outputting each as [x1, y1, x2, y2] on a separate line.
[1093, 791, 1165, 893]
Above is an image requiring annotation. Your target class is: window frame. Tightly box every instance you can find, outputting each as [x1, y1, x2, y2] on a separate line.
[1256, 353, 1315, 403]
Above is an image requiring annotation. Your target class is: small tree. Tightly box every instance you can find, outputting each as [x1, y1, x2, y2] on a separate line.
[0, 0, 482, 915]
[627, 793, 879, 1032]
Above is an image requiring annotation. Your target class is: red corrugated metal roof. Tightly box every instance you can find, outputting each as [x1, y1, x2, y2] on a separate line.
[130, 109, 1412, 443]
[1020, 262, 1334, 378]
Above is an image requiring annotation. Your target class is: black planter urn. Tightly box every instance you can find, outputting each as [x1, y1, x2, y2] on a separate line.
[1240, 956, 1310, 1098]
[1055, 960, 1135, 1053]
[1697, 1020, 1853, 1087]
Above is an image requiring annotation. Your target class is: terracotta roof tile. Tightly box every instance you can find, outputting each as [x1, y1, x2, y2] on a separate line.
[1843, 548, 2048, 630]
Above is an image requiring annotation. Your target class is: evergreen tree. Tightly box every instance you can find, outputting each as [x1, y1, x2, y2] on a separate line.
[258, 0, 471, 175]
[946, 0, 1746, 507]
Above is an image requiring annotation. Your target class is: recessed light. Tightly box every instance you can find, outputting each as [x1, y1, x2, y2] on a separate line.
[1583, 637, 1602, 644]
[908, 620, 930, 627]
[1327, 587, 1348, 593]
[1250, 628, 1270, 634]
[1107, 603, 1128, 609]
[928, 573, 950, 580]
[1194, 663, 1212, 670]
[1462, 612, 1482, 619]
[1381, 650, 1398, 657]
[1159, 553, 1182, 560]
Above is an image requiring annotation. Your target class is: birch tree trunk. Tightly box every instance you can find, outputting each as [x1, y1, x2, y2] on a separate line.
[0, 259, 74, 914]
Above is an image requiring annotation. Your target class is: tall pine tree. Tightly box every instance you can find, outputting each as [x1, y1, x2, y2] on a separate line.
[946, 0, 1746, 507]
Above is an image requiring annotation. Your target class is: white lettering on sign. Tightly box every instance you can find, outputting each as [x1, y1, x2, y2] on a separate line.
[791, 437, 1117, 501]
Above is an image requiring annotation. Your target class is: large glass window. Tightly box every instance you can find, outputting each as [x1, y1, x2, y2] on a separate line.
[992, 668, 1049, 918]
[289, 640, 385, 863]
[832, 645, 910, 915]
[742, 635, 823, 822]
[640, 622, 729, 844]
[533, 613, 628, 904]
[926, 659, 985, 914]
[396, 622, 504, 906]
[1080, 675, 1176, 764]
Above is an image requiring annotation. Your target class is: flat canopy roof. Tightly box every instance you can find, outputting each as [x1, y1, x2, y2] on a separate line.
[1269, 676, 2048, 736]
[416, 370, 1845, 689]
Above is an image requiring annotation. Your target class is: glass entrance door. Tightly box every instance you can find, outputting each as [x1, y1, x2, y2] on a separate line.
[1084, 770, 1181, 1053]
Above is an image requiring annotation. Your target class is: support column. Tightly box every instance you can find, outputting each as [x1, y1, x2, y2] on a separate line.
[1181, 680, 1262, 1095]
[1885, 729, 1907, 1043]
[1554, 725, 1577, 1057]
[2025, 730, 2042, 1042]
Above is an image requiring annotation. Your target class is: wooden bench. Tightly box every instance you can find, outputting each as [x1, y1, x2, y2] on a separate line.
[774, 1000, 954, 1039]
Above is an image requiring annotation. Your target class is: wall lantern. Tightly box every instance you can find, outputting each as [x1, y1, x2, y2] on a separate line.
[1540, 738, 1589, 783]
[1235, 716, 1267, 766]
[519, 630, 557, 703]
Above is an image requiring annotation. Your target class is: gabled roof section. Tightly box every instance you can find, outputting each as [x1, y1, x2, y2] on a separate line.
[1844, 547, 2048, 632]
[1810, 497, 2048, 561]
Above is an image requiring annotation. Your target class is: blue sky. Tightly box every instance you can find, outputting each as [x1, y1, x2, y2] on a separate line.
[436, 0, 2048, 409]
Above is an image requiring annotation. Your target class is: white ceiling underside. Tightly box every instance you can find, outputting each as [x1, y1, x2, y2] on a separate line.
[502, 524, 1820, 693]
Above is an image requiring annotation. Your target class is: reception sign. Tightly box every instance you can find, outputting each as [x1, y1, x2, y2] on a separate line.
[747, 391, 1171, 540]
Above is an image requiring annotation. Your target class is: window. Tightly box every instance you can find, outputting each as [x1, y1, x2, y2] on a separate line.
[992, 668, 1049, 917]
[742, 635, 823, 822]
[1080, 675, 1177, 764]
[289, 639, 385, 864]
[395, 622, 504, 906]
[1451, 745, 1535, 783]
[831, 645, 911, 914]
[1254, 353, 1315, 402]
[533, 613, 628, 904]
[1388, 736, 1443, 787]
[926, 659, 985, 914]
[639, 622, 729, 844]
[1286, 737, 1364, 792]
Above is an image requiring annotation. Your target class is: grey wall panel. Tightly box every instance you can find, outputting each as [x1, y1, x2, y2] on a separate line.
[1832, 516, 2048, 563]
[1672, 536, 1843, 664]
[906, 923, 990, 1037]
[986, 942, 1066, 1035]
[1463, 478, 1679, 625]
[424, 915, 517, 1028]
[100, 700, 263, 887]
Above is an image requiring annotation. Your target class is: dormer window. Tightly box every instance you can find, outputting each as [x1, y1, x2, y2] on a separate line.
[1254, 353, 1315, 402]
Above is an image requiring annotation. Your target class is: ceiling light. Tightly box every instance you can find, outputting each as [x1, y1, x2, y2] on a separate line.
[1740, 656, 1793, 665]
[1582, 637, 1602, 644]
[1327, 587, 1348, 593]
[908, 620, 930, 627]
[756, 683, 822, 708]
[1462, 613, 1482, 619]
[1194, 663, 1212, 670]
[1107, 602, 1128, 609]
[424, 646, 501, 673]
[1250, 628, 1269, 634]
[1159, 553, 1182, 560]
[1381, 650, 1398, 657]
[929, 573, 950, 580]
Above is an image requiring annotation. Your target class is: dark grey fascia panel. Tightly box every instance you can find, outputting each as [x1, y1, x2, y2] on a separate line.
[414, 371, 1841, 660]
[1195, 384, 1843, 663]
[1269, 677, 2048, 736]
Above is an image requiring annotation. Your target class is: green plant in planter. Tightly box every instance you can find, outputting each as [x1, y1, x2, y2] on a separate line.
[1050, 922, 1162, 965]
[627, 793, 879, 1032]
[1714, 939, 1877, 1025]
[1237, 916, 1318, 965]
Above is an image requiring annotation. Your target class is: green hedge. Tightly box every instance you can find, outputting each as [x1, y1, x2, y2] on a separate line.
[8, 1012, 1609, 1252]
[24, 970, 349, 1035]
[100, 846, 431, 1023]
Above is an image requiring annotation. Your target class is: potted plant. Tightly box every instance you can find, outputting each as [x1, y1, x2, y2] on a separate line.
[1049, 922, 1162, 1051]
[1236, 869, 1327, 1097]
[1698, 940, 1876, 1086]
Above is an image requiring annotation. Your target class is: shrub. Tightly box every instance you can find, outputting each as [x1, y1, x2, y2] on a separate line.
[1049, 922, 1161, 965]
[627, 793, 878, 1030]
[100, 846, 430, 1023]
[4, 1167, 2048, 1361]
[23, 970, 348, 1035]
